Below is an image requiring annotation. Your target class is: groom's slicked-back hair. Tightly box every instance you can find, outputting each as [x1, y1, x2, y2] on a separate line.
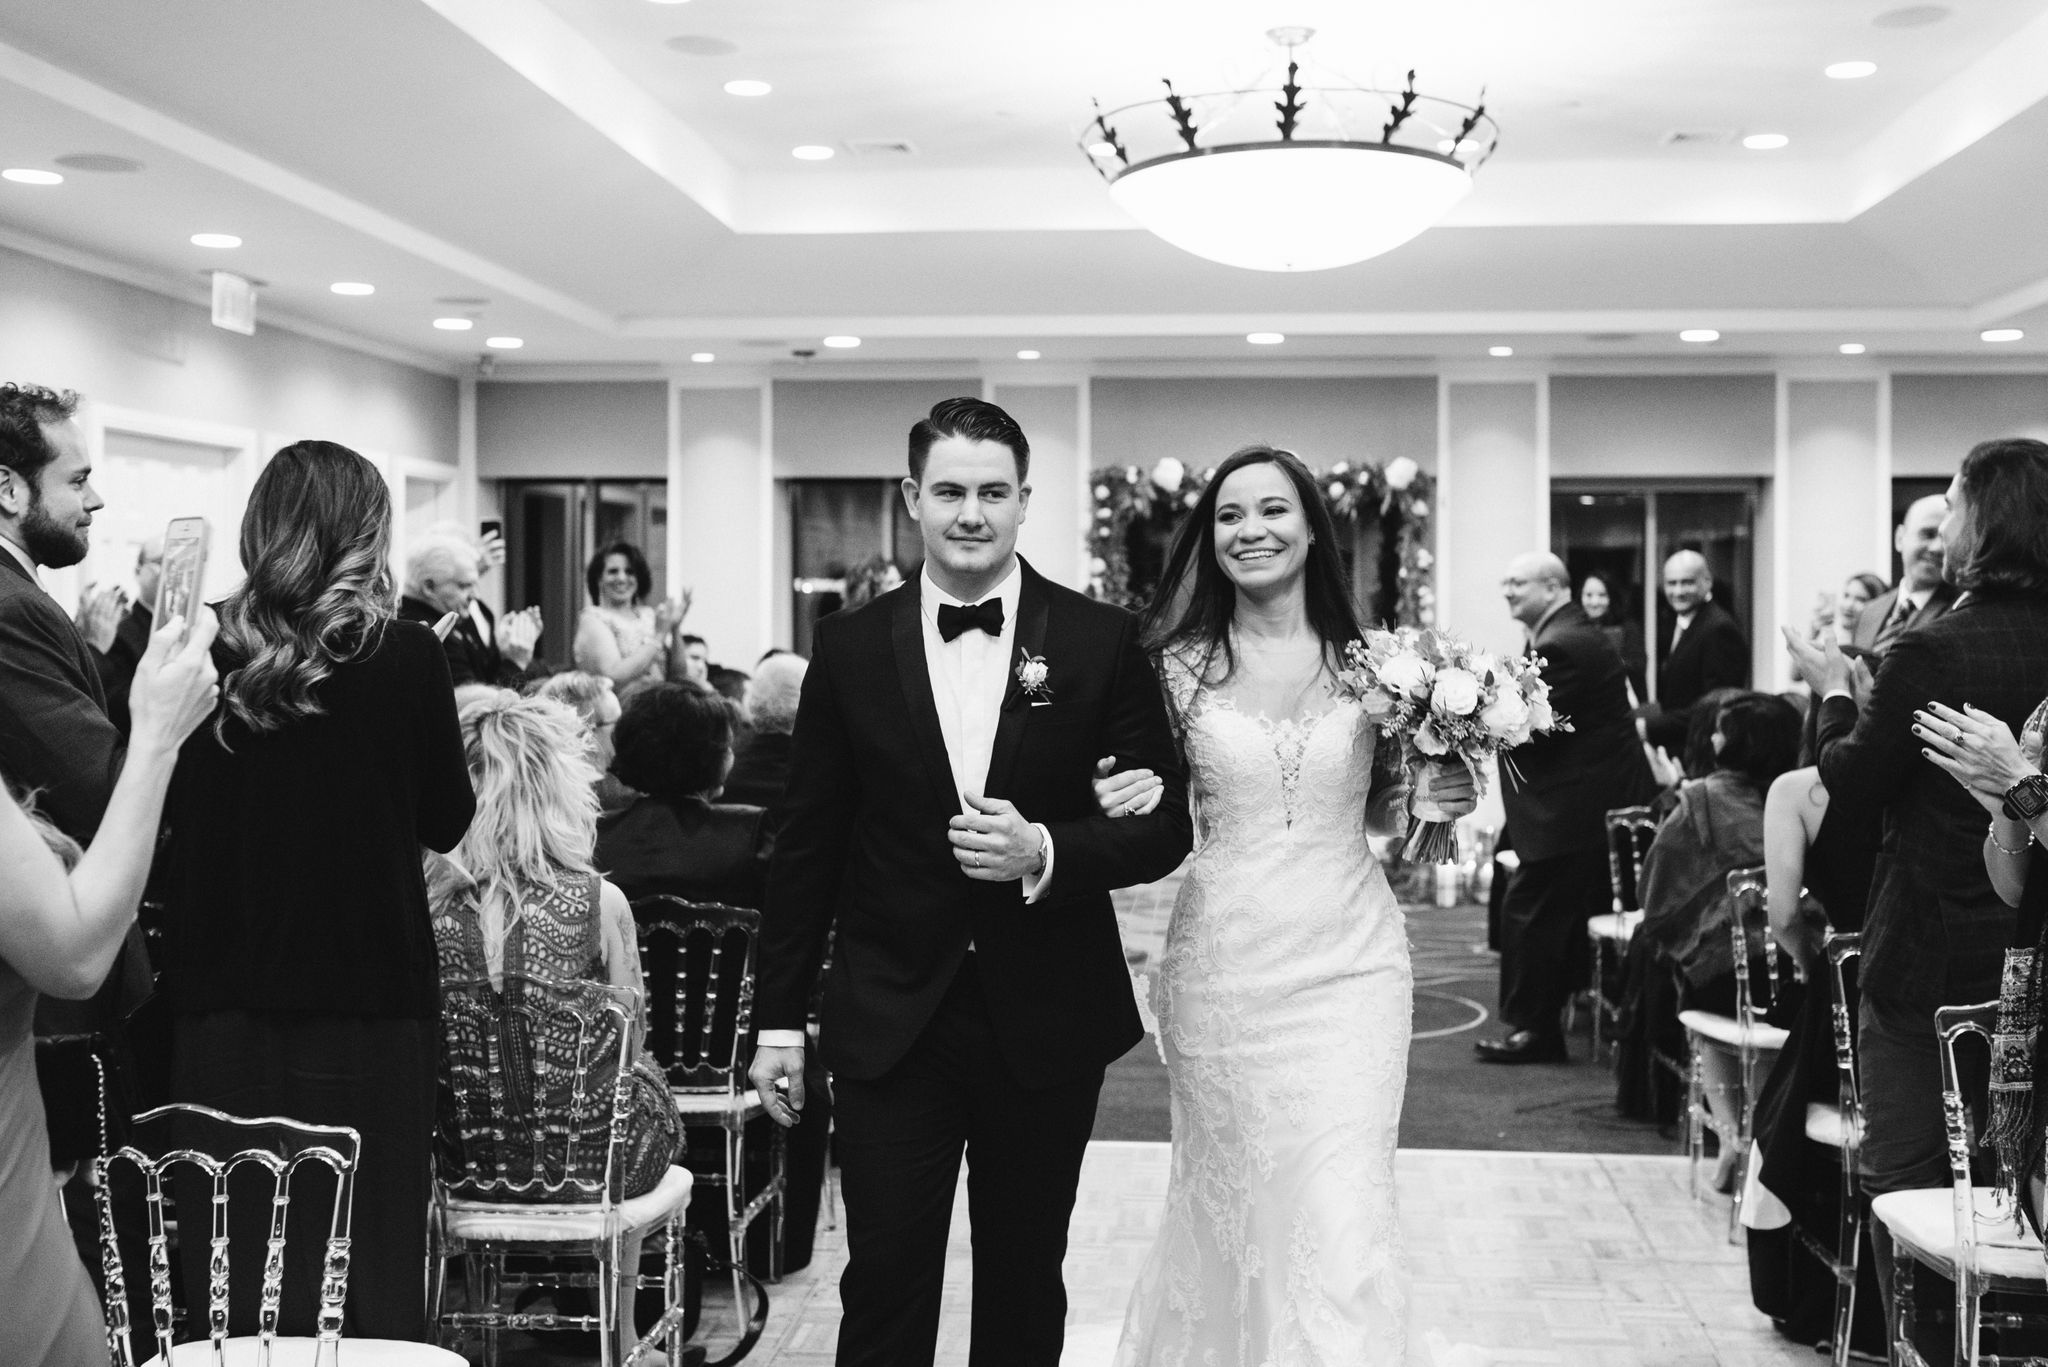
[908, 397, 1030, 483]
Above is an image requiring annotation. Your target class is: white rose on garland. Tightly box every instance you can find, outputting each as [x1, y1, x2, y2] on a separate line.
[1384, 456, 1420, 491]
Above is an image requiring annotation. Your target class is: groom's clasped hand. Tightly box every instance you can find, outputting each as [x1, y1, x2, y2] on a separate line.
[948, 790, 1046, 880]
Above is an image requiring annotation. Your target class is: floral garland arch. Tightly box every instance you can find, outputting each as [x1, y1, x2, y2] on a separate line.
[1086, 455, 1436, 627]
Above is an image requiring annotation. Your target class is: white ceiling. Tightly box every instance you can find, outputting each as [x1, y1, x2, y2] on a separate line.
[2, 0, 2047, 372]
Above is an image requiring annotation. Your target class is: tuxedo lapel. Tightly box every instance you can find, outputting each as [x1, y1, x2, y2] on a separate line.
[890, 583, 959, 803]
[984, 563, 1050, 800]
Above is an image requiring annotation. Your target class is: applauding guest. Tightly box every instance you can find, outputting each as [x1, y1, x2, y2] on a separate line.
[398, 532, 543, 688]
[596, 682, 772, 909]
[1852, 495, 1955, 656]
[159, 441, 474, 1342]
[0, 607, 217, 1367]
[573, 541, 687, 700]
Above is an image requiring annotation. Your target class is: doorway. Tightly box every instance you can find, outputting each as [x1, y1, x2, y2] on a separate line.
[501, 479, 669, 672]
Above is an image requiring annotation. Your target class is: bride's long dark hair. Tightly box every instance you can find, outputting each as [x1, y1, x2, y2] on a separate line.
[1139, 444, 1365, 681]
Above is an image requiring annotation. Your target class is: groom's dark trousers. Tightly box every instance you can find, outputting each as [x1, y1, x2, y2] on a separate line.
[757, 561, 1192, 1366]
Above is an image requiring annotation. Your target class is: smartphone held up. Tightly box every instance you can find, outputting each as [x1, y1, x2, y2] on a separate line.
[154, 517, 210, 644]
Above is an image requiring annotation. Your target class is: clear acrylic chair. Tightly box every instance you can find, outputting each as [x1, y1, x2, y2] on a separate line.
[634, 897, 787, 1320]
[429, 972, 694, 1367]
[1868, 999, 2048, 1367]
[1590, 804, 1658, 1061]
[1677, 864, 1789, 1238]
[1791, 930, 1869, 1367]
[95, 1101, 464, 1367]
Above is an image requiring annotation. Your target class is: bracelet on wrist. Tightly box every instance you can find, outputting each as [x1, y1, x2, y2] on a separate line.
[1988, 819, 2035, 857]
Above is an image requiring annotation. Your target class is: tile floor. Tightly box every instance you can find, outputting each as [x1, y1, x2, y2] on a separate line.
[732, 1142, 1814, 1367]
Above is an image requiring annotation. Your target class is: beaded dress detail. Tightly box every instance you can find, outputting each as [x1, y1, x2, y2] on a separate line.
[1115, 650, 1411, 1366]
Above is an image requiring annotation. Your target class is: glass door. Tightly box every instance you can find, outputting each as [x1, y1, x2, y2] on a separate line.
[1551, 483, 1759, 699]
[787, 479, 920, 655]
[502, 479, 670, 672]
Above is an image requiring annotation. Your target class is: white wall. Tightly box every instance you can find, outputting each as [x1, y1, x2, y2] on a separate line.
[1090, 376, 1437, 475]
[1892, 373, 2048, 476]
[992, 383, 1083, 589]
[1550, 375, 1776, 478]
[673, 386, 770, 667]
[1441, 380, 1543, 659]
[475, 380, 668, 479]
[772, 378, 971, 478]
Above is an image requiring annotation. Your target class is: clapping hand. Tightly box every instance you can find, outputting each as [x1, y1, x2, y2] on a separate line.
[77, 582, 127, 653]
[1644, 743, 1684, 789]
[1782, 624, 1852, 699]
[496, 606, 542, 668]
[1094, 756, 1163, 819]
[654, 592, 690, 637]
[1914, 700, 2040, 818]
[950, 791, 1044, 881]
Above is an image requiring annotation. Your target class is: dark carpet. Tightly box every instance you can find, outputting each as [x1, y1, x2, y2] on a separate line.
[1091, 899, 1680, 1155]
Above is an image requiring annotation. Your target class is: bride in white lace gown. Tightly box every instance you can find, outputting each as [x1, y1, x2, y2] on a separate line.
[1098, 447, 1473, 1367]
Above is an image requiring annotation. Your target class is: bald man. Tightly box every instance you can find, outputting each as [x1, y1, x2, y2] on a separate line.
[1852, 495, 1957, 656]
[1479, 552, 1657, 1063]
[1644, 549, 1748, 753]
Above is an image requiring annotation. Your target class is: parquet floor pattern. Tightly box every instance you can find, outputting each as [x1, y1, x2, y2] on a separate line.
[739, 1143, 1814, 1367]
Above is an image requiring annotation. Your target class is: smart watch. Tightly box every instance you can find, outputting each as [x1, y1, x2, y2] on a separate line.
[2001, 773, 2048, 822]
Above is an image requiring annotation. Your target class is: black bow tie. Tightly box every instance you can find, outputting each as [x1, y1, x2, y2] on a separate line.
[937, 599, 1005, 642]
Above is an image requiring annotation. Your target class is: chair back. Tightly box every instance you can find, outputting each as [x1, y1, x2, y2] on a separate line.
[436, 971, 639, 1204]
[1725, 864, 1780, 1025]
[633, 896, 761, 1093]
[1605, 805, 1659, 914]
[1824, 931, 1863, 1125]
[1933, 1001, 2030, 1278]
[95, 1103, 361, 1367]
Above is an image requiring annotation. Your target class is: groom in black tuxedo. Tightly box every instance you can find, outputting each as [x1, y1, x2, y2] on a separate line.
[749, 397, 1193, 1366]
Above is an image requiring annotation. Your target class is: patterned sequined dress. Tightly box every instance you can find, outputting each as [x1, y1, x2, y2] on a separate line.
[1115, 654, 1410, 1367]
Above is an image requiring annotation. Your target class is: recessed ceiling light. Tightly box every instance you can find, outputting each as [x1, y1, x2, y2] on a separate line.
[822, 335, 860, 348]
[329, 281, 375, 296]
[1742, 133, 1790, 151]
[723, 79, 771, 97]
[1246, 332, 1285, 345]
[1825, 61, 1878, 79]
[1, 168, 63, 185]
[484, 336, 523, 349]
[1982, 328, 2025, 343]
[433, 317, 475, 331]
[1839, 342, 1867, 355]
[1086, 141, 1117, 158]
[1016, 349, 1041, 360]
[190, 233, 241, 249]
[690, 352, 715, 363]
[1679, 328, 1720, 343]
[1489, 345, 1514, 357]
[791, 145, 835, 161]
[54, 153, 143, 173]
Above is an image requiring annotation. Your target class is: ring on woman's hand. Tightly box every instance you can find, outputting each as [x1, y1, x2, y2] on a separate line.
[970, 852, 982, 868]
[1124, 799, 1139, 815]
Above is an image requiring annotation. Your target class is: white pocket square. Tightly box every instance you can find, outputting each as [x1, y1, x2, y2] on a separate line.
[1030, 699, 1054, 708]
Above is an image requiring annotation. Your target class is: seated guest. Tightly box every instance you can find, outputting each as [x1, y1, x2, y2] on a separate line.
[676, 633, 711, 686]
[160, 442, 474, 1342]
[724, 653, 806, 810]
[425, 692, 680, 1362]
[1637, 691, 1805, 1188]
[706, 662, 750, 704]
[574, 541, 687, 700]
[527, 670, 635, 816]
[398, 533, 542, 688]
[597, 683, 772, 909]
[0, 609, 218, 1367]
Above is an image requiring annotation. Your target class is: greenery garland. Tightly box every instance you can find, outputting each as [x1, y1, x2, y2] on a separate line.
[1085, 455, 1436, 627]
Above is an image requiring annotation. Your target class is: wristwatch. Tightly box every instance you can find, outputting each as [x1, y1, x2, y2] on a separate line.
[2001, 773, 2048, 822]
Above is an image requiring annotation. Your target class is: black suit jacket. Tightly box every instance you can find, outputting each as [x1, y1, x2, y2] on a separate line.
[1500, 603, 1658, 863]
[92, 601, 153, 738]
[0, 549, 123, 838]
[758, 559, 1192, 1089]
[1850, 582, 1958, 655]
[597, 795, 774, 910]
[1647, 600, 1749, 751]
[398, 594, 537, 690]
[1817, 589, 2048, 1011]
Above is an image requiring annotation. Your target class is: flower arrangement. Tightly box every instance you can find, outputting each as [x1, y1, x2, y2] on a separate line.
[1338, 626, 1570, 863]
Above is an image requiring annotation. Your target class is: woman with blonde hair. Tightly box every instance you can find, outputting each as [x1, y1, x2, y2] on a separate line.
[160, 440, 474, 1342]
[426, 692, 681, 1360]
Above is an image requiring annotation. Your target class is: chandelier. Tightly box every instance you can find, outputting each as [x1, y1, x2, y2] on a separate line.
[1081, 27, 1498, 273]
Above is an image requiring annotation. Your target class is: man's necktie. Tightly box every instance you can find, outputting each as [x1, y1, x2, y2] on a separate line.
[937, 599, 1005, 642]
[1874, 596, 1915, 651]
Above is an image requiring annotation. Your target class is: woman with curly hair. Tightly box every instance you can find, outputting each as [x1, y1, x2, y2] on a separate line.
[159, 441, 474, 1342]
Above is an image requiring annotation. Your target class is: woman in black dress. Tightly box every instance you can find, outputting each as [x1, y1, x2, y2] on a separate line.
[161, 442, 474, 1340]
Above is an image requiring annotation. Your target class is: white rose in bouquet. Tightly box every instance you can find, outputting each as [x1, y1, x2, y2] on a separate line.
[1377, 653, 1434, 699]
[1528, 693, 1556, 731]
[1414, 717, 1450, 755]
[1480, 686, 1531, 743]
[1431, 667, 1482, 716]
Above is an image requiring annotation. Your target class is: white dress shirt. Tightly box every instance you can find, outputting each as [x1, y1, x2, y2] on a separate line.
[755, 560, 1055, 1053]
[0, 532, 42, 587]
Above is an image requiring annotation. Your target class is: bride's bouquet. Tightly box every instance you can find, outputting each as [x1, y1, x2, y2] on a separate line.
[1338, 626, 1570, 864]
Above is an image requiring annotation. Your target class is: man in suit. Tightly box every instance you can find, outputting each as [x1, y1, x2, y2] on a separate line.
[1643, 549, 1749, 752]
[396, 532, 542, 688]
[748, 397, 1192, 1366]
[1788, 437, 2048, 1332]
[1851, 493, 1957, 656]
[1478, 551, 1658, 1063]
[724, 651, 805, 809]
[89, 536, 161, 738]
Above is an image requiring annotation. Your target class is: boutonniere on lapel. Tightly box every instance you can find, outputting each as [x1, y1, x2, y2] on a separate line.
[1015, 649, 1053, 705]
